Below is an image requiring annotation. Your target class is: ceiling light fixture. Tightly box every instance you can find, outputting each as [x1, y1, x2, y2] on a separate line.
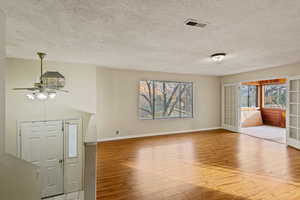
[36, 92, 48, 100]
[49, 92, 57, 99]
[26, 91, 58, 100]
[26, 93, 35, 100]
[211, 53, 226, 62]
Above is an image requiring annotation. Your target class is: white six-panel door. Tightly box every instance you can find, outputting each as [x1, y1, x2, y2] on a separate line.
[20, 120, 64, 198]
[222, 83, 240, 132]
[287, 77, 300, 149]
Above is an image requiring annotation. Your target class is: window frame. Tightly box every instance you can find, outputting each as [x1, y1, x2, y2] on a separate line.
[139, 80, 194, 120]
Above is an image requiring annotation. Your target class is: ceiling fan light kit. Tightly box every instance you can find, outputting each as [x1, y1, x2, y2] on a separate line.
[27, 91, 57, 100]
[26, 93, 35, 100]
[36, 92, 48, 100]
[13, 52, 68, 100]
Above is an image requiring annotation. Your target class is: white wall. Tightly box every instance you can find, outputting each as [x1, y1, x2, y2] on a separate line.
[0, 11, 41, 200]
[0, 154, 40, 200]
[0, 10, 5, 156]
[5, 58, 97, 155]
[96, 67, 221, 140]
[221, 62, 300, 83]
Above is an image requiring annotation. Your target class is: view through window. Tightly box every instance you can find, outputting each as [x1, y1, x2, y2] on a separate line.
[139, 80, 193, 119]
[264, 84, 287, 109]
[240, 85, 257, 108]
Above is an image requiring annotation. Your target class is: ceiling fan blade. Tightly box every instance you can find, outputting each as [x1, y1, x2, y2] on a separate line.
[13, 87, 39, 91]
[56, 89, 69, 93]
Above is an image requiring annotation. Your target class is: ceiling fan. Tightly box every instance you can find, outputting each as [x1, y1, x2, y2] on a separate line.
[13, 52, 68, 100]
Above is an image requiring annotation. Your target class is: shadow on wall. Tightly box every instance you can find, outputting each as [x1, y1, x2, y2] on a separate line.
[70, 107, 97, 143]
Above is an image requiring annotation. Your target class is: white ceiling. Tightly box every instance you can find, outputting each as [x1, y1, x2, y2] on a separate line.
[1, 0, 300, 75]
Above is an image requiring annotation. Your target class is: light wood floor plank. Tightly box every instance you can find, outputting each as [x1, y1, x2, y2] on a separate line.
[97, 129, 300, 200]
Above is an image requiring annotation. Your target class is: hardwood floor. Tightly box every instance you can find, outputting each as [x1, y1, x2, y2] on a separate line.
[97, 130, 300, 200]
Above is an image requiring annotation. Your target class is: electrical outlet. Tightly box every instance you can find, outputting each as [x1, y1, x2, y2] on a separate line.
[116, 130, 120, 135]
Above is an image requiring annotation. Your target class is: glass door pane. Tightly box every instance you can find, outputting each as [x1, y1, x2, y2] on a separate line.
[289, 128, 297, 139]
[68, 124, 78, 158]
[290, 80, 298, 91]
[289, 104, 297, 115]
[223, 85, 238, 131]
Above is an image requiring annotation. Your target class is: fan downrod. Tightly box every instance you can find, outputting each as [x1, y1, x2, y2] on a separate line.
[37, 52, 46, 60]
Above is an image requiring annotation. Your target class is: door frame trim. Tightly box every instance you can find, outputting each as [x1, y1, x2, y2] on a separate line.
[233, 76, 289, 145]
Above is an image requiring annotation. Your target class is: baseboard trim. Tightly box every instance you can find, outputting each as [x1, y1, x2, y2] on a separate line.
[98, 127, 222, 142]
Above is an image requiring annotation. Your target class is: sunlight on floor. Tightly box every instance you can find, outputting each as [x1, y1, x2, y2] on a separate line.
[124, 159, 300, 200]
[241, 125, 286, 143]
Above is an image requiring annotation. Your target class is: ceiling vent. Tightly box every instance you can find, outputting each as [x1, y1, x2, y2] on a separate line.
[185, 19, 207, 28]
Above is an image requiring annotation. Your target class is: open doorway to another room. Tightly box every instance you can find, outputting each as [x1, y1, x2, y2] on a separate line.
[240, 78, 287, 143]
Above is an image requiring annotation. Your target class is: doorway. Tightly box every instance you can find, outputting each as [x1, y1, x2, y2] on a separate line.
[18, 119, 83, 198]
[239, 78, 287, 143]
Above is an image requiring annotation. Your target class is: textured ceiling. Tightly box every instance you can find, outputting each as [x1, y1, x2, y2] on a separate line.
[1, 0, 300, 75]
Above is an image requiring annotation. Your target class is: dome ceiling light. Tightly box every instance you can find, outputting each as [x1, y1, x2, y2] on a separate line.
[211, 53, 226, 62]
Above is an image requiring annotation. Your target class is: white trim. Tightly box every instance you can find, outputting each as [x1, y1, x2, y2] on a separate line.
[223, 83, 238, 87]
[236, 75, 288, 132]
[97, 127, 222, 142]
[289, 75, 300, 80]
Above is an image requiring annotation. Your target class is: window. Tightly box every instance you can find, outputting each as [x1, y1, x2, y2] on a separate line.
[240, 85, 257, 108]
[139, 80, 193, 119]
[264, 84, 287, 109]
[68, 124, 78, 158]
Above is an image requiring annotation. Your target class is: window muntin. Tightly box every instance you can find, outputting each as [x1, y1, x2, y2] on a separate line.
[180, 83, 193, 118]
[139, 80, 154, 120]
[240, 85, 257, 108]
[139, 80, 193, 120]
[264, 84, 287, 109]
[68, 124, 78, 158]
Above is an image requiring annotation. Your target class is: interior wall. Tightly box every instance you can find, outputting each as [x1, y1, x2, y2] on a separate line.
[221, 62, 300, 84]
[96, 67, 221, 140]
[5, 58, 97, 155]
[0, 10, 5, 156]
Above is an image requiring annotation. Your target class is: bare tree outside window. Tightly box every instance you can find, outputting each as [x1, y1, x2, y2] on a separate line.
[139, 80, 154, 119]
[139, 80, 193, 119]
[240, 85, 257, 108]
[264, 84, 287, 109]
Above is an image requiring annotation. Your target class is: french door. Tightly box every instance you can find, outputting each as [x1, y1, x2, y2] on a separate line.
[287, 77, 300, 149]
[20, 120, 64, 198]
[222, 83, 240, 132]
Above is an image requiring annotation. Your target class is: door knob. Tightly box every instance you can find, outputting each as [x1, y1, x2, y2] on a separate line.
[59, 159, 64, 164]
